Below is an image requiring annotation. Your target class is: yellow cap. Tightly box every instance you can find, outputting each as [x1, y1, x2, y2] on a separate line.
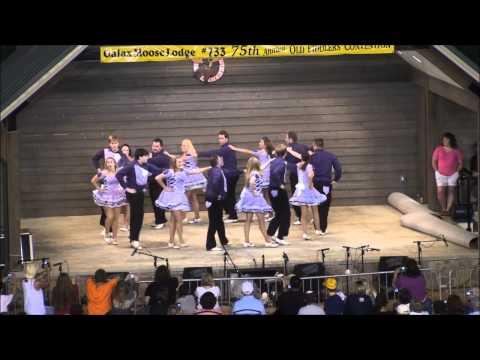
[324, 277, 337, 290]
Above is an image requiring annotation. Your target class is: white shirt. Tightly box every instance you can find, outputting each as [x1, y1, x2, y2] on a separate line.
[22, 279, 46, 315]
[298, 304, 325, 315]
[194, 286, 221, 310]
[1, 294, 13, 313]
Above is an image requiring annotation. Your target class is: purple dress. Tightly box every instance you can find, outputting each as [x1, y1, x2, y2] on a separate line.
[93, 171, 127, 208]
[289, 164, 327, 206]
[155, 169, 191, 212]
[253, 149, 272, 189]
[235, 171, 273, 213]
[183, 154, 207, 191]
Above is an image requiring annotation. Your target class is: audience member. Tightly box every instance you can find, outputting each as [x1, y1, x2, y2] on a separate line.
[409, 300, 429, 315]
[393, 258, 427, 303]
[1, 273, 18, 314]
[51, 273, 80, 315]
[298, 291, 325, 315]
[344, 280, 374, 315]
[446, 294, 465, 315]
[145, 266, 179, 315]
[276, 276, 305, 315]
[372, 291, 395, 315]
[233, 281, 266, 315]
[324, 278, 345, 315]
[196, 292, 223, 315]
[194, 273, 221, 311]
[176, 283, 196, 315]
[23, 262, 49, 315]
[111, 274, 138, 315]
[433, 300, 447, 315]
[395, 288, 412, 315]
[465, 288, 480, 315]
[86, 269, 119, 315]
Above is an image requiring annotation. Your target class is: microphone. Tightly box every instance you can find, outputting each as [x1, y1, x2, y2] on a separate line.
[131, 248, 138, 256]
[253, 258, 257, 268]
[440, 235, 448, 247]
[368, 248, 380, 252]
[282, 252, 289, 262]
[320, 248, 330, 251]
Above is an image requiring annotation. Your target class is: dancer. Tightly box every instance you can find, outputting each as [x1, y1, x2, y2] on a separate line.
[180, 139, 208, 224]
[309, 138, 342, 235]
[116, 149, 163, 249]
[148, 139, 171, 229]
[198, 130, 241, 223]
[288, 152, 327, 240]
[285, 131, 309, 225]
[92, 135, 127, 237]
[91, 157, 127, 245]
[228, 136, 275, 219]
[155, 157, 211, 249]
[119, 144, 135, 232]
[266, 144, 291, 245]
[432, 132, 464, 216]
[235, 157, 278, 248]
[205, 156, 229, 251]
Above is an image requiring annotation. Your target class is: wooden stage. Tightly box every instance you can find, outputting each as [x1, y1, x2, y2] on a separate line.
[21, 205, 478, 277]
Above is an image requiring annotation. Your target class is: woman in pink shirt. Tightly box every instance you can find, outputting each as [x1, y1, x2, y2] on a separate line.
[432, 133, 463, 216]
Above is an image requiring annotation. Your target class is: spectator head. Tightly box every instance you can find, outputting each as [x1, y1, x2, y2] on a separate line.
[466, 288, 480, 313]
[178, 283, 192, 298]
[112, 280, 132, 303]
[134, 148, 149, 163]
[289, 276, 302, 290]
[199, 292, 217, 310]
[201, 272, 214, 287]
[324, 278, 337, 293]
[241, 281, 254, 296]
[404, 258, 421, 278]
[446, 294, 465, 315]
[285, 131, 298, 144]
[313, 138, 324, 150]
[154, 265, 170, 283]
[24, 262, 39, 280]
[274, 144, 287, 158]
[441, 132, 458, 149]
[433, 300, 447, 315]
[94, 269, 108, 284]
[398, 288, 412, 305]
[52, 273, 74, 309]
[304, 291, 317, 305]
[374, 291, 388, 311]
[410, 300, 425, 313]
[218, 130, 230, 145]
[354, 280, 367, 296]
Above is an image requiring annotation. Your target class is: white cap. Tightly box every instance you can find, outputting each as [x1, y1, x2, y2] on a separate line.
[241, 281, 254, 295]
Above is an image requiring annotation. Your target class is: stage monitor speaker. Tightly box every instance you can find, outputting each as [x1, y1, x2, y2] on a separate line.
[378, 256, 409, 294]
[106, 272, 129, 281]
[182, 267, 213, 279]
[293, 262, 325, 293]
[20, 232, 33, 263]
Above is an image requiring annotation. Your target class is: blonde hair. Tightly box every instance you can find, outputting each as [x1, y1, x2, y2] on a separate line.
[181, 139, 197, 157]
[201, 272, 214, 287]
[24, 262, 39, 279]
[107, 135, 119, 144]
[104, 157, 118, 172]
[245, 157, 261, 188]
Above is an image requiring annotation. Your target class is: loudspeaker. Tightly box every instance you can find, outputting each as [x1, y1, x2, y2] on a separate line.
[293, 262, 325, 293]
[20, 232, 33, 263]
[378, 256, 408, 293]
[182, 267, 213, 279]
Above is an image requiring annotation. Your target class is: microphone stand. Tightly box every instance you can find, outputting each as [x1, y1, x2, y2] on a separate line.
[282, 252, 289, 275]
[222, 244, 241, 277]
[262, 254, 265, 269]
[135, 250, 169, 270]
[412, 239, 445, 266]
[342, 246, 352, 294]
[317, 248, 330, 264]
[358, 245, 369, 273]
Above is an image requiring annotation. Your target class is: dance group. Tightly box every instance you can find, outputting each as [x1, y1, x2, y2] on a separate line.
[90, 131, 342, 252]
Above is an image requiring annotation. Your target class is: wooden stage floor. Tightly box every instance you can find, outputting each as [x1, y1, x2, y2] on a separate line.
[21, 205, 478, 276]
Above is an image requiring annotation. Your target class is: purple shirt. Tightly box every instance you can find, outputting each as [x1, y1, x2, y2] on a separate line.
[198, 143, 239, 178]
[310, 149, 342, 185]
[394, 275, 427, 301]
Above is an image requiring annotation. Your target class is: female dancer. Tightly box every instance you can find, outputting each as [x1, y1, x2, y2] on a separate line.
[119, 144, 135, 232]
[229, 136, 275, 219]
[180, 139, 208, 224]
[289, 153, 326, 240]
[235, 157, 278, 248]
[91, 157, 127, 245]
[155, 157, 210, 249]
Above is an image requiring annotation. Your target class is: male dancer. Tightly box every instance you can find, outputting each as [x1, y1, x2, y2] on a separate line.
[147, 138, 171, 229]
[285, 131, 309, 225]
[116, 149, 162, 249]
[266, 144, 290, 245]
[198, 130, 240, 223]
[205, 156, 229, 251]
[310, 138, 342, 235]
[91, 135, 127, 235]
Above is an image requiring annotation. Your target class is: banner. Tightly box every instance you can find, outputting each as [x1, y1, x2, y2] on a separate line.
[100, 45, 395, 63]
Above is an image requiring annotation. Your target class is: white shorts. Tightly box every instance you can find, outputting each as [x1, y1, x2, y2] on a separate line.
[435, 171, 459, 187]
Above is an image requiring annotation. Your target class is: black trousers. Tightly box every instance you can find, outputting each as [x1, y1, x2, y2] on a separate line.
[267, 188, 291, 239]
[148, 181, 167, 225]
[206, 200, 228, 250]
[99, 208, 112, 232]
[314, 183, 333, 232]
[126, 191, 145, 242]
[289, 172, 302, 220]
[224, 174, 239, 219]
